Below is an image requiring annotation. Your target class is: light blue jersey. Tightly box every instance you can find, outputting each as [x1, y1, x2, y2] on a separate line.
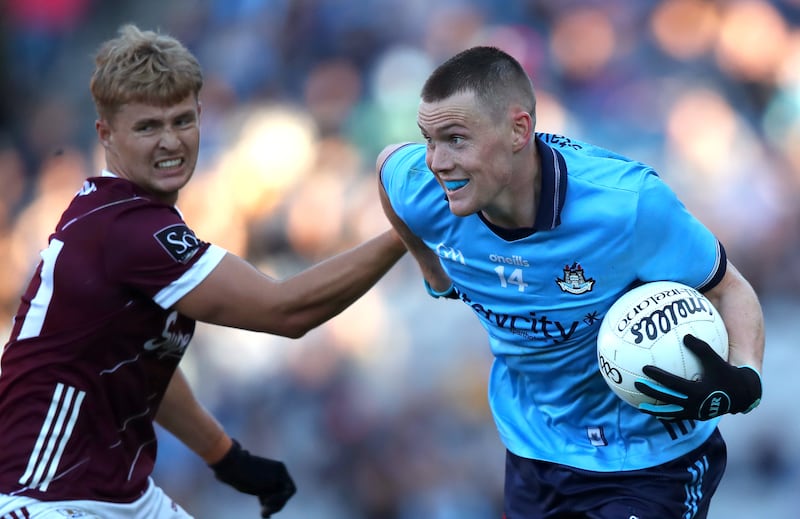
[381, 134, 727, 472]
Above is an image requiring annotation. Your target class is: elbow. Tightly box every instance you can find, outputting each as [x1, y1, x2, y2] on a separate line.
[271, 315, 313, 339]
[281, 327, 309, 340]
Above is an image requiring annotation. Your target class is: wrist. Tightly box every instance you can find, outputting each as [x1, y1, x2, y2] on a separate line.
[424, 279, 456, 299]
[735, 365, 763, 414]
[203, 432, 234, 465]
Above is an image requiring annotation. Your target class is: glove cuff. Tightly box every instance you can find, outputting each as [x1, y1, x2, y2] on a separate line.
[424, 279, 457, 299]
[734, 365, 762, 414]
[210, 438, 242, 473]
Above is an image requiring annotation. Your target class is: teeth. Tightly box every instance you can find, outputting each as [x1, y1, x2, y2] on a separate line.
[156, 159, 182, 168]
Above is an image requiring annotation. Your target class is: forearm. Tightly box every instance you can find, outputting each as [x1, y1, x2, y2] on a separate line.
[156, 368, 232, 464]
[176, 229, 406, 337]
[278, 229, 406, 332]
[159, 373, 297, 515]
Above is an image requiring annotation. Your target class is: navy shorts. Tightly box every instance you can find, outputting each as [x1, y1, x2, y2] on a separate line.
[503, 428, 727, 519]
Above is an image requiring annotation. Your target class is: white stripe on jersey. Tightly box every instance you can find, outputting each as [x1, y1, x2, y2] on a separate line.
[18, 239, 64, 340]
[153, 244, 227, 309]
[18, 383, 85, 491]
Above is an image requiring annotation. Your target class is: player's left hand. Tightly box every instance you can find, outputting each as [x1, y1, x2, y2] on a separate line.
[634, 334, 762, 421]
[210, 440, 296, 517]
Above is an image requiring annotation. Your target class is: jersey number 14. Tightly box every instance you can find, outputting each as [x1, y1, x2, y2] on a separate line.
[494, 266, 528, 292]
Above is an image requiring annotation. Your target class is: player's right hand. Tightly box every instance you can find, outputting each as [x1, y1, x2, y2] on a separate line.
[210, 439, 296, 517]
[635, 334, 762, 421]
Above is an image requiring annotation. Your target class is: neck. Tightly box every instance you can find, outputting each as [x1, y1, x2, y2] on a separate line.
[481, 141, 541, 229]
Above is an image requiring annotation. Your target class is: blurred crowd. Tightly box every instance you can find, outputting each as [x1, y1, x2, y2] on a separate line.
[2, 0, 800, 517]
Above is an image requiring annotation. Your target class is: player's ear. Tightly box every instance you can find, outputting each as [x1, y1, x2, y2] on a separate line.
[510, 109, 533, 152]
[96, 119, 112, 148]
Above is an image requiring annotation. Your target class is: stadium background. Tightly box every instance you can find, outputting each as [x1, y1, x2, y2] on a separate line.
[1, 0, 799, 517]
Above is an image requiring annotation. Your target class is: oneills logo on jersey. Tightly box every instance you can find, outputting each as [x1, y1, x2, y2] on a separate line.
[154, 224, 202, 263]
[556, 262, 595, 294]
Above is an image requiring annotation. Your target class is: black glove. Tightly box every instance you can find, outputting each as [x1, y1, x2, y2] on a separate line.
[634, 334, 762, 421]
[210, 440, 296, 518]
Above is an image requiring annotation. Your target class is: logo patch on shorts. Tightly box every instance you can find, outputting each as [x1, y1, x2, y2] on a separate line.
[154, 224, 202, 263]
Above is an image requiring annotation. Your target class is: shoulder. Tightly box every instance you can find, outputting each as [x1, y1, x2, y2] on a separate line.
[376, 143, 412, 171]
[538, 133, 656, 192]
[377, 142, 426, 174]
[67, 178, 201, 259]
[377, 143, 434, 203]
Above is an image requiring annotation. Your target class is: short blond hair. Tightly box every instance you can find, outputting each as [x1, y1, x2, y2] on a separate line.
[90, 24, 203, 120]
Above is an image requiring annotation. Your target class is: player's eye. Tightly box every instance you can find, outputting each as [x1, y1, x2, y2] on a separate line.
[175, 114, 196, 127]
[135, 121, 158, 132]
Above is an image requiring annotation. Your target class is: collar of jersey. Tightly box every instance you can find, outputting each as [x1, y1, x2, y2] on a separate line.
[533, 134, 568, 231]
[477, 135, 567, 239]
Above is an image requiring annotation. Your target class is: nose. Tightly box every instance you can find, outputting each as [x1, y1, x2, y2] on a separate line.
[427, 145, 453, 174]
[158, 128, 180, 150]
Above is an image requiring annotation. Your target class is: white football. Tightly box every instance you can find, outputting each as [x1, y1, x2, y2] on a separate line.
[596, 281, 729, 408]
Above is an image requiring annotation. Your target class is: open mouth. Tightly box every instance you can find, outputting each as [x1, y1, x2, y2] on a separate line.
[444, 179, 469, 191]
[155, 158, 184, 169]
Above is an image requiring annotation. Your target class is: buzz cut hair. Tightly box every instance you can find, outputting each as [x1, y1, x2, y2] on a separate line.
[90, 24, 203, 120]
[421, 46, 536, 123]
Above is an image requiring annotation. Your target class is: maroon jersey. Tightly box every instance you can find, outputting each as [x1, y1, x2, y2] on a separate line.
[0, 175, 226, 502]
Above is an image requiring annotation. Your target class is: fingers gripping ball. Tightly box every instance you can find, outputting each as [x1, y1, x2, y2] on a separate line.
[635, 334, 762, 420]
[596, 281, 729, 409]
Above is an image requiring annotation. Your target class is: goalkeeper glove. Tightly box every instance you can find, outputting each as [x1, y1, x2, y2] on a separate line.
[210, 440, 296, 518]
[634, 334, 762, 421]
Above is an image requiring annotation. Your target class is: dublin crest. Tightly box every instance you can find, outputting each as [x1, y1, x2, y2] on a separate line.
[556, 262, 595, 294]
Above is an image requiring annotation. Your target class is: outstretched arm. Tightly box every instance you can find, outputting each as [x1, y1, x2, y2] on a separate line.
[175, 228, 406, 338]
[376, 143, 453, 295]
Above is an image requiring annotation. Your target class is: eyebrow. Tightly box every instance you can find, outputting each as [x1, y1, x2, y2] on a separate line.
[417, 122, 465, 134]
[134, 110, 196, 127]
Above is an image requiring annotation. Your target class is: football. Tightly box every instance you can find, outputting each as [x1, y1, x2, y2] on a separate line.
[596, 281, 729, 408]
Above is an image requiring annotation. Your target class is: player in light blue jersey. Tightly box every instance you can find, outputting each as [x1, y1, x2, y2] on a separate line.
[378, 46, 764, 519]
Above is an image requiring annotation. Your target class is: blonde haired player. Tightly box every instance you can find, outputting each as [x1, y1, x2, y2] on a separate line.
[0, 24, 405, 518]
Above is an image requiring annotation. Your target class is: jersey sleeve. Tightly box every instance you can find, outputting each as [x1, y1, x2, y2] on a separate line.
[104, 203, 227, 308]
[380, 143, 441, 235]
[633, 171, 726, 291]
